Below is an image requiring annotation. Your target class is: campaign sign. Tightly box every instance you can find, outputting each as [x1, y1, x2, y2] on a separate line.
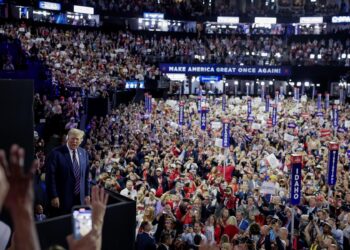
[290, 155, 302, 205]
[333, 105, 338, 128]
[272, 104, 277, 127]
[296, 88, 300, 101]
[317, 93, 322, 111]
[148, 95, 152, 113]
[247, 98, 252, 115]
[179, 101, 185, 126]
[327, 142, 339, 186]
[293, 87, 298, 101]
[325, 93, 330, 110]
[197, 96, 202, 113]
[222, 118, 230, 148]
[265, 95, 270, 113]
[222, 94, 226, 112]
[144, 93, 149, 111]
[200, 107, 207, 131]
[159, 64, 292, 76]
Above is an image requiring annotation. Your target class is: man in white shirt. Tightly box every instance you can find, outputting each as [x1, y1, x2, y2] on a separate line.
[193, 222, 207, 244]
[120, 180, 137, 200]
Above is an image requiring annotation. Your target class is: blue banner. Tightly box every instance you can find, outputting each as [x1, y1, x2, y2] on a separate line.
[325, 93, 330, 110]
[148, 95, 152, 113]
[197, 96, 202, 113]
[222, 95, 226, 112]
[293, 88, 299, 101]
[247, 98, 252, 116]
[222, 119, 230, 148]
[272, 105, 277, 127]
[179, 102, 184, 125]
[290, 155, 302, 205]
[247, 115, 254, 123]
[265, 95, 270, 113]
[144, 94, 148, 112]
[327, 143, 339, 185]
[200, 108, 207, 131]
[159, 64, 292, 76]
[333, 105, 338, 128]
[317, 94, 322, 111]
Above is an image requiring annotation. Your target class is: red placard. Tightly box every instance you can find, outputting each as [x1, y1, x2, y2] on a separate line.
[328, 142, 339, 151]
[291, 154, 303, 164]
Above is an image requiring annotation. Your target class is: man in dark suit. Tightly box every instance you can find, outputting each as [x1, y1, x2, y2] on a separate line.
[136, 221, 157, 250]
[157, 233, 172, 250]
[46, 128, 90, 215]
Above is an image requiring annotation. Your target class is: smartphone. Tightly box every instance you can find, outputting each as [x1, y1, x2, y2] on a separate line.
[72, 206, 92, 240]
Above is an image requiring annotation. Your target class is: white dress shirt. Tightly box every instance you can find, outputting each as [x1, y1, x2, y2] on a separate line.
[67, 144, 80, 166]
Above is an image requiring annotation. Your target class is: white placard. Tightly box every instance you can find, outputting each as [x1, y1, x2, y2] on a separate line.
[345, 121, 350, 128]
[260, 182, 276, 195]
[252, 123, 261, 130]
[214, 138, 223, 148]
[165, 100, 177, 108]
[284, 133, 294, 142]
[301, 95, 307, 103]
[266, 153, 279, 169]
[257, 114, 265, 121]
[259, 106, 266, 113]
[211, 122, 222, 130]
[169, 122, 179, 129]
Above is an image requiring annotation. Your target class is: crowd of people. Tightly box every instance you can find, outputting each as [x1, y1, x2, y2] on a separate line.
[2, 22, 350, 91]
[62, 94, 349, 250]
[2, 15, 350, 249]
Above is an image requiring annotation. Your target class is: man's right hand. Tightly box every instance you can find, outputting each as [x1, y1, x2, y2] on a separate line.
[51, 197, 60, 208]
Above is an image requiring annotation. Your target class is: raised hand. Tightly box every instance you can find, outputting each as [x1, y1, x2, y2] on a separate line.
[0, 144, 38, 212]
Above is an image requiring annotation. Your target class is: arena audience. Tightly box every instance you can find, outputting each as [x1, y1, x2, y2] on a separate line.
[64, 94, 350, 249]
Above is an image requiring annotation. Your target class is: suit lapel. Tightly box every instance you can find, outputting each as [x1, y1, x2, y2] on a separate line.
[78, 148, 84, 176]
[64, 145, 75, 177]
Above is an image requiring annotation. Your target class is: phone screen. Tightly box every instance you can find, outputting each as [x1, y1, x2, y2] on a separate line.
[72, 206, 92, 240]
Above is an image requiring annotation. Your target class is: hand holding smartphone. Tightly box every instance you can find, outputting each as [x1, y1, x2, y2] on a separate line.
[72, 206, 93, 240]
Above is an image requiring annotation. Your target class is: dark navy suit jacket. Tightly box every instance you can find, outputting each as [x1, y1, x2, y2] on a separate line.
[46, 145, 90, 213]
[136, 232, 157, 250]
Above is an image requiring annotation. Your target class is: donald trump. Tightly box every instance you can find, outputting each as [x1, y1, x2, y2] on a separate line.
[46, 128, 90, 215]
